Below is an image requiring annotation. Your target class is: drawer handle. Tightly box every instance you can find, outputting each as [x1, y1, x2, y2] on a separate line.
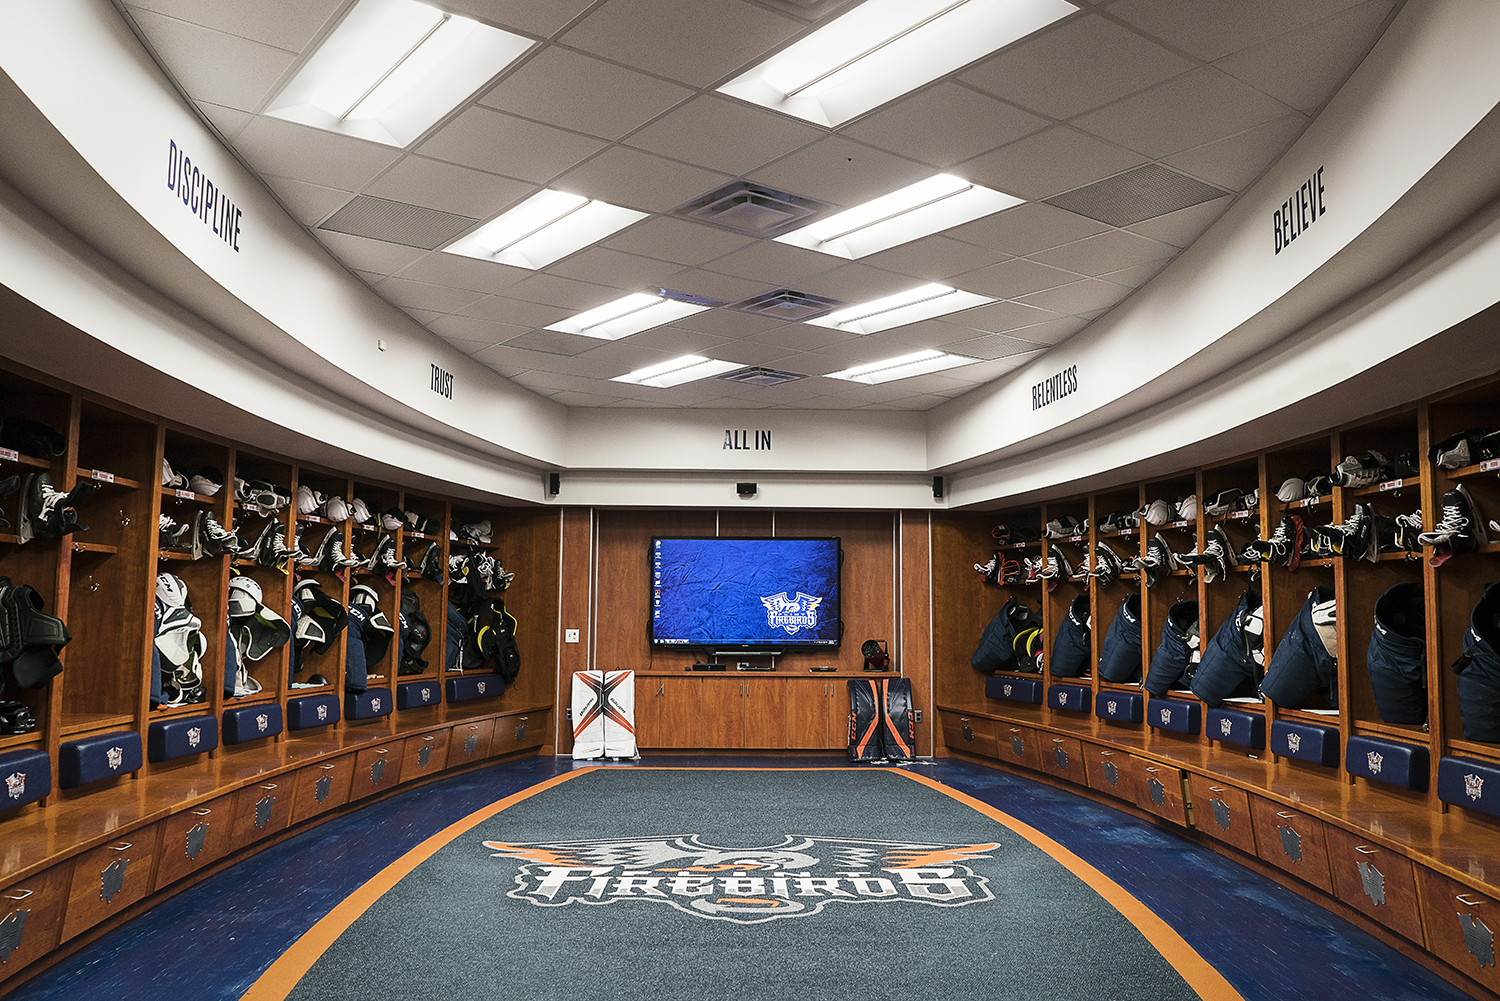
[376, 749, 389, 755]
[423, 736, 435, 742]
[3, 889, 33, 901]
[518, 716, 529, 721]
[109, 842, 132, 851]
[1145, 767, 1160, 774]
[1100, 751, 1114, 757]
[1276, 811, 1296, 819]
[468, 725, 480, 731]
[320, 764, 336, 771]
[1052, 738, 1066, 744]
[1009, 728, 1022, 733]
[1457, 894, 1486, 906]
[959, 717, 971, 722]
[193, 808, 213, 816]
[1209, 786, 1225, 793]
[1354, 846, 1378, 855]
[260, 783, 278, 790]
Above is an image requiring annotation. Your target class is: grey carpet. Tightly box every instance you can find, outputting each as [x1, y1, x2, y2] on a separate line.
[285, 768, 1201, 1001]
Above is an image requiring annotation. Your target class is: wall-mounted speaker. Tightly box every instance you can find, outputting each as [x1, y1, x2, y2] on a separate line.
[548, 472, 560, 496]
[932, 475, 944, 499]
[736, 482, 757, 497]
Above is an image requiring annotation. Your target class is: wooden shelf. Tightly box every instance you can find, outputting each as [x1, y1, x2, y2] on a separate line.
[69, 541, 118, 556]
[157, 549, 195, 562]
[59, 712, 136, 736]
[1349, 476, 1420, 496]
[0, 448, 51, 469]
[159, 486, 215, 505]
[81, 469, 141, 490]
[1445, 459, 1500, 480]
[1284, 493, 1333, 510]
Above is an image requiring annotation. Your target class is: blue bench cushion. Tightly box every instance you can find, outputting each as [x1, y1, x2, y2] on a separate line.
[346, 687, 393, 720]
[0, 749, 51, 809]
[447, 673, 504, 703]
[1437, 756, 1500, 819]
[59, 730, 143, 788]
[1048, 684, 1091, 713]
[1095, 690, 1143, 724]
[1270, 720, 1339, 767]
[147, 714, 218, 762]
[985, 676, 1044, 704]
[1149, 698, 1200, 734]
[1207, 708, 1266, 749]
[1345, 734, 1428, 791]
[397, 680, 442, 710]
[288, 693, 341, 730]
[223, 703, 284, 744]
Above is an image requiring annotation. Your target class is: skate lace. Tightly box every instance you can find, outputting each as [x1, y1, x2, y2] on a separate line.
[1434, 501, 1468, 532]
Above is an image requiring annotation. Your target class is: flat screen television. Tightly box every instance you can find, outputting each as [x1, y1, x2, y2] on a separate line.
[650, 537, 841, 652]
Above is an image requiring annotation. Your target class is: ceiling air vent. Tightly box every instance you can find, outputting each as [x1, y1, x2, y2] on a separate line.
[1044, 164, 1230, 228]
[672, 182, 832, 237]
[717, 366, 807, 388]
[318, 195, 478, 250]
[730, 288, 842, 322]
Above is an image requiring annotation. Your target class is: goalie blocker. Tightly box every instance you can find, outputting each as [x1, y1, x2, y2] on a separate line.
[848, 677, 915, 762]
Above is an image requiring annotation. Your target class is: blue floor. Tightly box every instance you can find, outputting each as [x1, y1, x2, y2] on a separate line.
[4, 756, 1474, 1001]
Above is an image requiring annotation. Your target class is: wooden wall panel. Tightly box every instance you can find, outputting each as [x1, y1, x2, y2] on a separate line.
[554, 507, 597, 755]
[774, 510, 895, 674]
[900, 511, 934, 756]
[594, 509, 717, 675]
[931, 513, 1003, 719]
[498, 508, 562, 709]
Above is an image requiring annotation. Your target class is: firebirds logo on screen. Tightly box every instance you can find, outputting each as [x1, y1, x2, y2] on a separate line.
[483, 836, 998, 924]
[759, 592, 823, 636]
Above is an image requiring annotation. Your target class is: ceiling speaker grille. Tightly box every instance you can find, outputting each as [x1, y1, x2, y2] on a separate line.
[941, 332, 1049, 361]
[717, 366, 807, 388]
[318, 195, 478, 250]
[1044, 164, 1229, 228]
[730, 288, 842, 322]
[672, 182, 832, 237]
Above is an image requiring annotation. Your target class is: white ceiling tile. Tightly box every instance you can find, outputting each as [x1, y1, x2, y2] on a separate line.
[261, 173, 353, 225]
[455, 295, 572, 327]
[473, 340, 605, 372]
[515, 369, 624, 394]
[363, 157, 533, 219]
[547, 389, 633, 406]
[1164, 114, 1309, 191]
[194, 101, 254, 142]
[947, 201, 1110, 256]
[127, 10, 295, 110]
[939, 327, 1052, 357]
[1004, 314, 1090, 344]
[313, 230, 427, 275]
[402, 306, 444, 324]
[432, 332, 498, 357]
[553, 146, 731, 212]
[546, 247, 682, 290]
[1096, 259, 1169, 289]
[955, 259, 1082, 299]
[1015, 278, 1131, 315]
[235, 116, 402, 189]
[703, 241, 837, 286]
[429, 314, 531, 349]
[863, 236, 1008, 282]
[390, 253, 533, 294]
[1213, 0, 1395, 112]
[126, 0, 343, 52]
[750, 137, 932, 207]
[946, 300, 1064, 336]
[1125, 195, 1234, 247]
[657, 268, 767, 304]
[698, 340, 803, 366]
[374, 277, 488, 314]
[623, 325, 730, 354]
[959, 14, 1196, 120]
[625, 95, 824, 176]
[745, 323, 858, 352]
[416, 107, 607, 184]
[478, 46, 694, 141]
[438, 0, 600, 38]
[796, 264, 914, 303]
[505, 272, 620, 309]
[1027, 229, 1176, 277]
[839, 84, 1049, 168]
[955, 126, 1148, 201]
[1069, 67, 1295, 160]
[600, 217, 756, 267]
[560, 0, 801, 88]
[863, 319, 992, 352]
[664, 308, 789, 338]
[795, 394, 874, 409]
[1107, 0, 1368, 63]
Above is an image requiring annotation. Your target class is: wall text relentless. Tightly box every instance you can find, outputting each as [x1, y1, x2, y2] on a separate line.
[1032, 365, 1077, 411]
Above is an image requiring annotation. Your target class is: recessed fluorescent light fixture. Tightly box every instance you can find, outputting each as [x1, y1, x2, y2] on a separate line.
[265, 0, 534, 147]
[777, 174, 1022, 259]
[806, 283, 996, 335]
[611, 356, 743, 388]
[547, 293, 711, 341]
[826, 350, 979, 385]
[718, 0, 1077, 127]
[444, 190, 648, 269]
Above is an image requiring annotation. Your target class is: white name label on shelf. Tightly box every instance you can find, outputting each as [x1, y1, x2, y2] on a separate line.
[1483, 459, 1500, 472]
[305, 514, 324, 523]
[175, 489, 195, 499]
[243, 503, 259, 514]
[1231, 510, 1251, 519]
[91, 470, 114, 484]
[1378, 479, 1403, 492]
[0, 448, 17, 461]
[1299, 497, 1319, 508]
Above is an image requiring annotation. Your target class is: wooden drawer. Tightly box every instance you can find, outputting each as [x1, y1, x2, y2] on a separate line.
[402, 730, 448, 780]
[494, 711, 549, 754]
[1039, 734, 1088, 787]
[1249, 796, 1332, 893]
[349, 743, 403, 803]
[1187, 774, 1256, 855]
[292, 757, 355, 824]
[1324, 825, 1424, 946]
[999, 723, 1041, 771]
[446, 718, 496, 768]
[1084, 745, 1139, 802]
[940, 711, 998, 758]
[1417, 867, 1500, 990]
[154, 794, 236, 891]
[0, 863, 72, 981]
[230, 779, 292, 851]
[1133, 759, 1189, 827]
[61, 823, 162, 942]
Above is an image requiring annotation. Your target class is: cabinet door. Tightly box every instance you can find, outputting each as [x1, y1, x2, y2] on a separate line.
[292, 757, 355, 824]
[61, 823, 162, 942]
[0, 863, 72, 981]
[1040, 735, 1088, 787]
[826, 680, 850, 749]
[1324, 825, 1424, 946]
[1249, 796, 1332, 892]
[1133, 760, 1189, 827]
[230, 780, 292, 851]
[650, 678, 702, 748]
[1084, 745, 1139, 802]
[350, 744, 402, 802]
[498, 711, 549, 753]
[1417, 867, 1500, 991]
[1187, 775, 1256, 855]
[741, 679, 786, 749]
[446, 719, 495, 767]
[1000, 724, 1041, 771]
[402, 731, 447, 780]
[939, 711, 998, 758]
[154, 795, 236, 891]
[699, 679, 743, 748]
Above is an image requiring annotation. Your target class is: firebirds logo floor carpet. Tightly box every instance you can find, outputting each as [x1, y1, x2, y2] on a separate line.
[482, 835, 999, 924]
